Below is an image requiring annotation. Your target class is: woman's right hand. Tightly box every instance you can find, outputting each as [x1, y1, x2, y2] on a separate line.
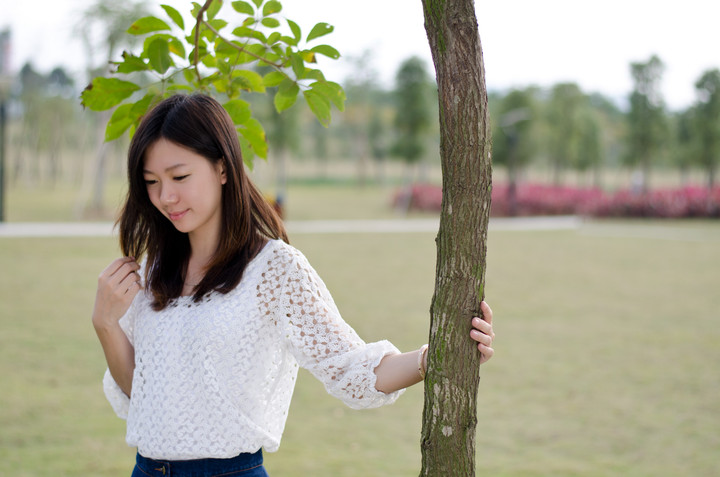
[92, 257, 141, 330]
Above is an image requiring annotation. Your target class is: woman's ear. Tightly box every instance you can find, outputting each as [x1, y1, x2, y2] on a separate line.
[218, 161, 227, 185]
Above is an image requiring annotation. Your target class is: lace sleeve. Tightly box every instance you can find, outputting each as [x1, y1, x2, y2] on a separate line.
[269, 245, 404, 410]
[102, 289, 140, 419]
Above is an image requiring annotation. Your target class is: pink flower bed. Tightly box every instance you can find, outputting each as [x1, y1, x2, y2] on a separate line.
[491, 183, 605, 217]
[392, 183, 720, 218]
[590, 186, 720, 218]
[392, 183, 444, 212]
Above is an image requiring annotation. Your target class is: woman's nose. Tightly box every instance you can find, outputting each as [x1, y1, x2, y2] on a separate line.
[159, 183, 178, 204]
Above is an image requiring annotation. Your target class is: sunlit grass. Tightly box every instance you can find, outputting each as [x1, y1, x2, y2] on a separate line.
[1, 220, 718, 476]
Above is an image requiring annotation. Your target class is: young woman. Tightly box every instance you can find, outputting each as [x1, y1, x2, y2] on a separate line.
[92, 93, 495, 477]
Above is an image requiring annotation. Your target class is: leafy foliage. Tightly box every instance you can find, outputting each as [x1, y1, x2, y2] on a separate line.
[80, 0, 345, 168]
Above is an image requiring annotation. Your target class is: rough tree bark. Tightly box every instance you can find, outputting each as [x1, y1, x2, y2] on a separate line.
[419, 1, 492, 476]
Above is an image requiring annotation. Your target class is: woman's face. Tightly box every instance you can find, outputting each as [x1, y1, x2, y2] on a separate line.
[143, 138, 226, 244]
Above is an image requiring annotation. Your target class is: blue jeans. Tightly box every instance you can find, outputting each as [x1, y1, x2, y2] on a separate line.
[131, 449, 269, 477]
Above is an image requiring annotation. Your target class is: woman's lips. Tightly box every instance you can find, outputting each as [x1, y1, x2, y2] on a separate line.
[168, 209, 188, 221]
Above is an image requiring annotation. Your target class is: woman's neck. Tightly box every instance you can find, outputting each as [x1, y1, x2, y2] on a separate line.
[185, 227, 220, 288]
[188, 226, 220, 265]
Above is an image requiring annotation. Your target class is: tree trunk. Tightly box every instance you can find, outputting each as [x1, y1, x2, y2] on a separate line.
[420, 1, 492, 476]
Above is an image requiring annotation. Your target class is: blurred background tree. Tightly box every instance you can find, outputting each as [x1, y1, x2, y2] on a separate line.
[76, 0, 151, 215]
[392, 56, 433, 183]
[492, 87, 536, 215]
[341, 50, 384, 186]
[625, 54, 667, 193]
[693, 68, 720, 188]
[546, 82, 586, 185]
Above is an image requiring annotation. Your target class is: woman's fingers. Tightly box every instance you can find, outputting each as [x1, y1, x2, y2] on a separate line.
[471, 301, 495, 363]
[100, 258, 140, 292]
[480, 301, 492, 325]
[478, 344, 494, 364]
[118, 268, 142, 295]
[471, 327, 493, 346]
[94, 257, 141, 328]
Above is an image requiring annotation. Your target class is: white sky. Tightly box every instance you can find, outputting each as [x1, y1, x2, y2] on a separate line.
[3, 0, 719, 111]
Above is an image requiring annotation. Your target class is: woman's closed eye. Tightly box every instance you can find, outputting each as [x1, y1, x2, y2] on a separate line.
[174, 174, 190, 181]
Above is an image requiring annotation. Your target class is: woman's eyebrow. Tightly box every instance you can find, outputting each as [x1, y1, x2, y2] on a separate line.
[143, 163, 187, 174]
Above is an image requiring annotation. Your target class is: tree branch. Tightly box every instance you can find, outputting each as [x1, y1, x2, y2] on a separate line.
[193, 0, 214, 82]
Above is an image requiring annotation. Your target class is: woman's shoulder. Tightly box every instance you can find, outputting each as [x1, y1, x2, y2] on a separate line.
[261, 238, 301, 260]
[257, 239, 312, 273]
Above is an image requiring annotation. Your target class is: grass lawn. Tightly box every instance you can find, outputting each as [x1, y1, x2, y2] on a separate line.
[1, 192, 718, 475]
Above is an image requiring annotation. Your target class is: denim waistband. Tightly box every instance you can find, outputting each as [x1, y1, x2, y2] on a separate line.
[135, 449, 264, 477]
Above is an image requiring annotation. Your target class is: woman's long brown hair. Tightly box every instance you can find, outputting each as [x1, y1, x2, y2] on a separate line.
[118, 94, 287, 310]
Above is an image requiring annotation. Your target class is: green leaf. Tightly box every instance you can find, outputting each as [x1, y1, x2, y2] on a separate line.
[232, 1, 255, 15]
[267, 32, 281, 45]
[201, 53, 217, 68]
[187, 36, 208, 61]
[263, 71, 285, 87]
[116, 52, 148, 74]
[286, 19, 301, 45]
[130, 93, 157, 117]
[223, 99, 252, 124]
[247, 43, 268, 58]
[238, 136, 255, 169]
[167, 83, 195, 93]
[147, 38, 173, 74]
[212, 78, 228, 93]
[105, 104, 135, 141]
[161, 4, 184, 29]
[232, 70, 265, 92]
[306, 22, 333, 42]
[168, 37, 186, 58]
[270, 44, 285, 57]
[232, 26, 267, 42]
[207, 19, 228, 32]
[289, 53, 304, 78]
[105, 93, 157, 142]
[216, 58, 231, 75]
[261, 18, 280, 28]
[274, 78, 299, 112]
[127, 16, 172, 35]
[206, 0, 223, 20]
[310, 44, 340, 60]
[263, 51, 280, 65]
[143, 33, 174, 55]
[262, 0, 282, 16]
[250, 0, 263, 8]
[242, 114, 264, 135]
[310, 81, 346, 111]
[238, 118, 267, 158]
[278, 35, 296, 47]
[303, 89, 331, 126]
[299, 50, 316, 64]
[304, 69, 326, 81]
[81, 77, 140, 111]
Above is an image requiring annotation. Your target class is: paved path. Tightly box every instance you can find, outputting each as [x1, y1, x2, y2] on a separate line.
[0, 216, 582, 238]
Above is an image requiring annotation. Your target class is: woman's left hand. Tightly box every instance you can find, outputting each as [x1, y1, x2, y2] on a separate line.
[470, 301, 495, 364]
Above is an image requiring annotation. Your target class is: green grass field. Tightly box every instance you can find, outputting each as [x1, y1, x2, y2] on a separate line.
[1, 184, 719, 476]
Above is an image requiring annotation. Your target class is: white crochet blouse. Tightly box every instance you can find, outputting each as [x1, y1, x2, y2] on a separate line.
[103, 239, 403, 460]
